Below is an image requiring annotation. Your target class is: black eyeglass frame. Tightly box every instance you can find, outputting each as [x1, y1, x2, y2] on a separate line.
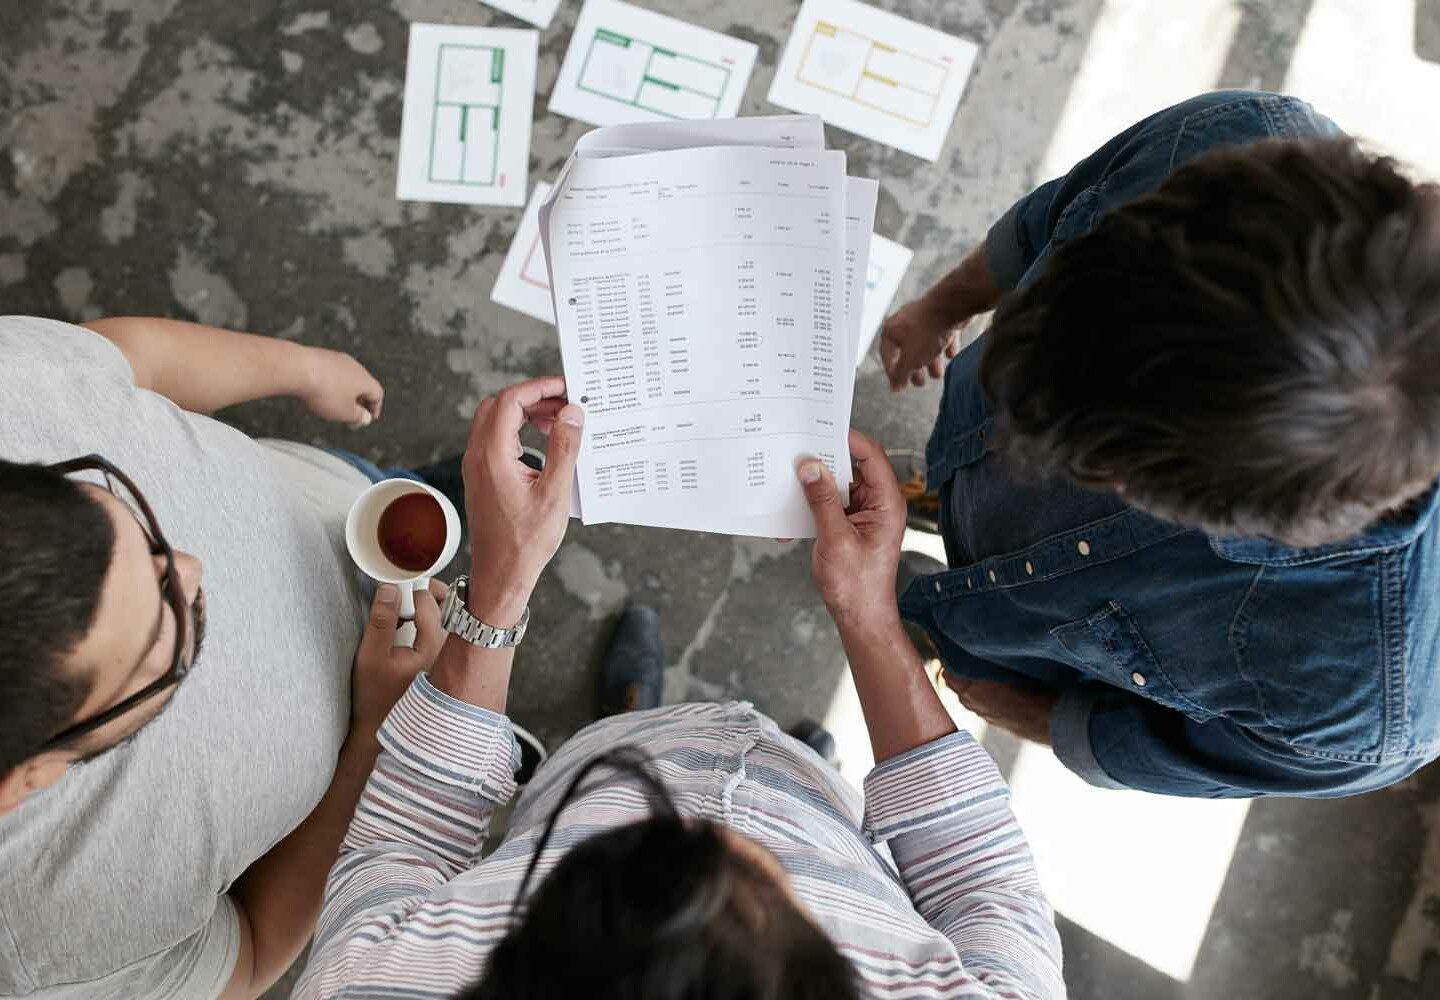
[37, 455, 190, 752]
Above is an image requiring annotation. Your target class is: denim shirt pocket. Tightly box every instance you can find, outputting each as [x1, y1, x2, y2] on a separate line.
[1051, 600, 1218, 722]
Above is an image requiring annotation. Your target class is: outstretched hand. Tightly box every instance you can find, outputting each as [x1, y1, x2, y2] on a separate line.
[878, 299, 965, 391]
[797, 429, 907, 631]
[299, 346, 385, 427]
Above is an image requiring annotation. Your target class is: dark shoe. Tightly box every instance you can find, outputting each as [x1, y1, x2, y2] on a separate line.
[896, 550, 945, 662]
[598, 604, 665, 717]
[512, 722, 548, 786]
[415, 448, 545, 523]
[788, 719, 837, 766]
[888, 449, 941, 534]
[413, 454, 467, 522]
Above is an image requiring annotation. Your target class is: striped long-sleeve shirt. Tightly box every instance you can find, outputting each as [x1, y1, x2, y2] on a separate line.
[295, 676, 1066, 999]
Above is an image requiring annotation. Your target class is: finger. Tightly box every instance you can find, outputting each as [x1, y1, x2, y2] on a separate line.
[909, 369, 926, 388]
[945, 334, 960, 359]
[538, 403, 584, 503]
[927, 355, 945, 379]
[428, 577, 450, 603]
[366, 382, 384, 420]
[882, 337, 907, 391]
[486, 377, 568, 447]
[846, 430, 902, 495]
[796, 458, 852, 539]
[526, 397, 567, 423]
[349, 406, 374, 429]
[410, 585, 445, 659]
[526, 397, 567, 436]
[467, 395, 499, 449]
[358, 583, 401, 660]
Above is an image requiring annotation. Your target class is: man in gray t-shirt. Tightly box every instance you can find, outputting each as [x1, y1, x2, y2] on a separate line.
[0, 315, 444, 998]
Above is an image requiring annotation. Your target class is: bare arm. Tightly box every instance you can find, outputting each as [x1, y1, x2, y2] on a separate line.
[427, 377, 583, 712]
[83, 316, 382, 423]
[217, 584, 445, 1000]
[798, 430, 956, 761]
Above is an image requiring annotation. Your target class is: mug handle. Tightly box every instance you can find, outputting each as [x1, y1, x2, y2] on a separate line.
[399, 577, 428, 620]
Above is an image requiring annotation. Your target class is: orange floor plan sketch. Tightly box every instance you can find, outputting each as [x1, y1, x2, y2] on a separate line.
[798, 21, 948, 127]
[492, 181, 557, 324]
[768, 0, 979, 162]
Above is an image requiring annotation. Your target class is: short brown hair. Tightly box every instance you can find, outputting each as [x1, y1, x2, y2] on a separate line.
[982, 138, 1440, 546]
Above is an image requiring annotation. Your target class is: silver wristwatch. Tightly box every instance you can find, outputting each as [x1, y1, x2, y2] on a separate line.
[440, 575, 530, 648]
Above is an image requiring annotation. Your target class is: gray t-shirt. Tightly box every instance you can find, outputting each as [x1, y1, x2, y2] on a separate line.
[0, 317, 371, 998]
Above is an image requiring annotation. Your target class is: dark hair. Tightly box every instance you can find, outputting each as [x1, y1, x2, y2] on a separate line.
[463, 747, 861, 1000]
[982, 137, 1440, 546]
[0, 460, 114, 772]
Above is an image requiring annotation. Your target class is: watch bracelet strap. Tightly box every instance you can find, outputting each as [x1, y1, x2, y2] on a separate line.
[448, 577, 529, 648]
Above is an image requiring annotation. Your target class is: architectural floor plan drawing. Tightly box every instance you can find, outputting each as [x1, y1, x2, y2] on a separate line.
[768, 0, 979, 161]
[396, 23, 537, 207]
[550, 0, 757, 127]
[492, 181, 557, 325]
[798, 20, 947, 128]
[428, 44, 504, 186]
[577, 28, 732, 119]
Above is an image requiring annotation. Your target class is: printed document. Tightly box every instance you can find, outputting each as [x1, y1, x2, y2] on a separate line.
[768, 0, 979, 161]
[550, 0, 758, 127]
[492, 181, 557, 325]
[542, 116, 873, 537]
[396, 23, 538, 206]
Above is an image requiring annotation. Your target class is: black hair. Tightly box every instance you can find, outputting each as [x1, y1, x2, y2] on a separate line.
[0, 459, 114, 772]
[462, 746, 862, 1000]
[982, 137, 1440, 546]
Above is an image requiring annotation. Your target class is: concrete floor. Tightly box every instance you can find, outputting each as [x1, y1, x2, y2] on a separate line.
[4, 0, 1440, 998]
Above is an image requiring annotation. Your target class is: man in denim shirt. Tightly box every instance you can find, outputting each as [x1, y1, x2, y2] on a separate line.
[880, 90, 1440, 798]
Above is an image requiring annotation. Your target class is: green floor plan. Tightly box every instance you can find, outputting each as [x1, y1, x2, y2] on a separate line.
[576, 27, 732, 119]
[428, 44, 505, 185]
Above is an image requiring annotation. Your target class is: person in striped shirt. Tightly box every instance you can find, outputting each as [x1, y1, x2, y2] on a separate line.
[295, 376, 1066, 1000]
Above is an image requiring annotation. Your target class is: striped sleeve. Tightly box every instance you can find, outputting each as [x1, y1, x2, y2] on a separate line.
[295, 675, 520, 1000]
[862, 733, 1066, 1000]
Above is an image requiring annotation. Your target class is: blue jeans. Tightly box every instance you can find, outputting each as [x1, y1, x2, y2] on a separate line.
[325, 448, 424, 486]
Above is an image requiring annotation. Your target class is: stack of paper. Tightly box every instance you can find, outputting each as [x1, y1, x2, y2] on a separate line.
[538, 115, 878, 538]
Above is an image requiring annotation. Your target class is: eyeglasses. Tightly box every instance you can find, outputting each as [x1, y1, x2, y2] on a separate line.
[38, 455, 191, 752]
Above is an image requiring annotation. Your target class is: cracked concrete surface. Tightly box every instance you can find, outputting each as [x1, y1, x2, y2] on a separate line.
[3, 2, 1440, 999]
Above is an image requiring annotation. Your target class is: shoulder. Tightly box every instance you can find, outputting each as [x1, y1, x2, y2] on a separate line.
[0, 314, 135, 380]
[1165, 90, 1343, 167]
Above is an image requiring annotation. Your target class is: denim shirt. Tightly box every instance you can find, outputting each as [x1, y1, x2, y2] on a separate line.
[900, 91, 1440, 799]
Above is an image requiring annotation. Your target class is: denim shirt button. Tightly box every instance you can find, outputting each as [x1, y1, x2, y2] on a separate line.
[1025, 561, 1034, 575]
[933, 580, 942, 593]
[1078, 540, 1092, 556]
[988, 569, 997, 583]
[1131, 671, 1148, 687]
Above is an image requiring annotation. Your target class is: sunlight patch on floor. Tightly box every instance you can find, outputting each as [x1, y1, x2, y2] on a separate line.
[1285, 0, 1440, 178]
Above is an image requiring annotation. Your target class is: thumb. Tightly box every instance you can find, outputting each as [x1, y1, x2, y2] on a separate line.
[350, 402, 374, 429]
[797, 458, 852, 540]
[539, 403, 584, 501]
[359, 583, 400, 657]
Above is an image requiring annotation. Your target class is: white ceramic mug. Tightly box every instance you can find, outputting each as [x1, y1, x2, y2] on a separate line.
[345, 478, 461, 624]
